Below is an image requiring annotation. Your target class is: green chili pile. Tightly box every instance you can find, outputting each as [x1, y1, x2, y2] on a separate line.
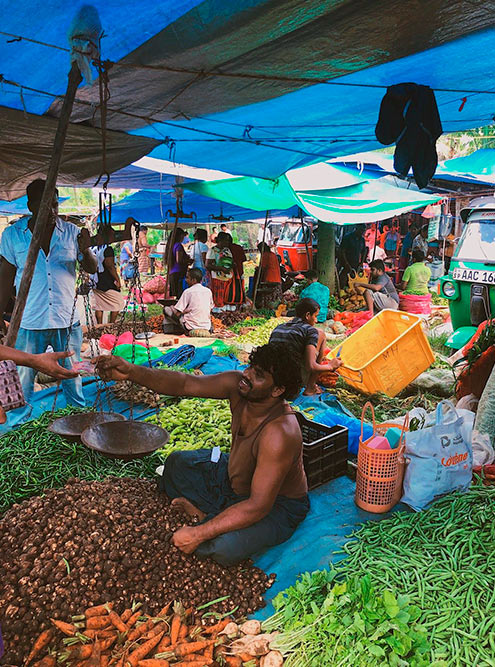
[145, 398, 232, 457]
[264, 484, 495, 666]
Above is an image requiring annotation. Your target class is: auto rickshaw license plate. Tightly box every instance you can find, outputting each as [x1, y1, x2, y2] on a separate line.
[452, 267, 495, 284]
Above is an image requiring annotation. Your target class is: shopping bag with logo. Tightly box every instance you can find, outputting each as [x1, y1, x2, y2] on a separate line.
[401, 400, 473, 511]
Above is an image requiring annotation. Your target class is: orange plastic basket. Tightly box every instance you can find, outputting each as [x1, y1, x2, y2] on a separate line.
[355, 403, 408, 514]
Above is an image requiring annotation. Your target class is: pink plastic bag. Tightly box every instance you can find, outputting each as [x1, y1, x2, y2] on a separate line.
[99, 333, 116, 350]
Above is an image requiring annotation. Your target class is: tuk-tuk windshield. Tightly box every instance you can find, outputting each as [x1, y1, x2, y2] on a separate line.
[455, 219, 495, 262]
[278, 222, 312, 245]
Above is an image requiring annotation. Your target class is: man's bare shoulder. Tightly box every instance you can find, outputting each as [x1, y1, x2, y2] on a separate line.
[259, 410, 302, 455]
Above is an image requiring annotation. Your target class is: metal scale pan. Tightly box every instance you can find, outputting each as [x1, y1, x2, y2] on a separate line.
[80, 420, 170, 461]
[48, 412, 127, 442]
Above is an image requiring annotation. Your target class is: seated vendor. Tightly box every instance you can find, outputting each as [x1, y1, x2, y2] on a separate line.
[299, 270, 330, 322]
[400, 249, 431, 295]
[269, 298, 342, 396]
[96, 342, 311, 566]
[163, 268, 214, 335]
[354, 259, 399, 314]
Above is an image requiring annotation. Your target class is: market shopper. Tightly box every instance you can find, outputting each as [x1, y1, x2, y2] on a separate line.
[206, 232, 233, 312]
[167, 227, 192, 298]
[95, 342, 311, 565]
[339, 225, 367, 283]
[354, 259, 399, 313]
[411, 224, 430, 258]
[91, 245, 125, 324]
[255, 242, 282, 308]
[163, 268, 214, 335]
[401, 249, 431, 295]
[225, 234, 247, 311]
[190, 228, 209, 283]
[299, 270, 330, 322]
[269, 298, 342, 395]
[0, 179, 97, 426]
[399, 222, 418, 274]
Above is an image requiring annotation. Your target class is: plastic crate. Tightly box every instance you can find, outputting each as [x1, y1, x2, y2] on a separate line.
[296, 412, 348, 490]
[328, 309, 434, 397]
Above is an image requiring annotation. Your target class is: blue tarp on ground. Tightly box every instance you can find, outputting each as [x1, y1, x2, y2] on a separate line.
[253, 475, 406, 618]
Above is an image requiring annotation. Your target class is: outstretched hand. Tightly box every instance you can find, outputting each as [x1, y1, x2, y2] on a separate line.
[32, 351, 78, 379]
[93, 355, 132, 381]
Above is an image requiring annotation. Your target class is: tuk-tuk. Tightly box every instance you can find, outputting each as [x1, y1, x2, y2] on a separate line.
[276, 218, 317, 271]
[440, 196, 495, 349]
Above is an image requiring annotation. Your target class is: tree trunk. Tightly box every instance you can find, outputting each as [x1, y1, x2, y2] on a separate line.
[317, 221, 336, 294]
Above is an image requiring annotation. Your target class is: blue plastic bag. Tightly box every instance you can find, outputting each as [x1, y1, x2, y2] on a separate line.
[401, 400, 473, 511]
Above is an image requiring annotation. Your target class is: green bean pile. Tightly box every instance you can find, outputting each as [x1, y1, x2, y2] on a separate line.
[267, 484, 495, 666]
[0, 408, 162, 513]
[145, 397, 232, 457]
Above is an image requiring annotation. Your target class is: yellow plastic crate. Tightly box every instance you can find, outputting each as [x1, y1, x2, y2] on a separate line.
[329, 309, 434, 397]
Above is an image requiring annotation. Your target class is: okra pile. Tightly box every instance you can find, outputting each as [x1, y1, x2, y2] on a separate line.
[0, 477, 274, 663]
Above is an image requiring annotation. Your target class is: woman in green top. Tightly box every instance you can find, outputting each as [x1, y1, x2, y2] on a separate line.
[299, 270, 330, 322]
[401, 249, 431, 295]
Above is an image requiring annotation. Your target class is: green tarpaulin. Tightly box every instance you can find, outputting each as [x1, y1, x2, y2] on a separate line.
[183, 167, 442, 224]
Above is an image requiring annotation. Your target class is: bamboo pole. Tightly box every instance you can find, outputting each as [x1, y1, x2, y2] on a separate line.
[6, 62, 82, 347]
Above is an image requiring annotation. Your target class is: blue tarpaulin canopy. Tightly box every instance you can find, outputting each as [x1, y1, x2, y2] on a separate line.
[1, 1, 495, 188]
[108, 189, 298, 225]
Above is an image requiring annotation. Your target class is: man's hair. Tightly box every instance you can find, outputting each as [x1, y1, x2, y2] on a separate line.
[216, 231, 230, 244]
[369, 259, 385, 272]
[194, 228, 207, 242]
[295, 297, 319, 318]
[412, 249, 425, 263]
[249, 343, 302, 400]
[220, 224, 228, 230]
[187, 267, 203, 283]
[257, 241, 270, 253]
[305, 269, 318, 281]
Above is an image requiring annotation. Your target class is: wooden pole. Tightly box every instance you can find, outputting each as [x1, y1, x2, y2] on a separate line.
[252, 211, 269, 308]
[317, 221, 336, 294]
[6, 62, 82, 347]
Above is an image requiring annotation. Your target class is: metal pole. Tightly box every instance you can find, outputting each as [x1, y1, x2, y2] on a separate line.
[6, 62, 82, 347]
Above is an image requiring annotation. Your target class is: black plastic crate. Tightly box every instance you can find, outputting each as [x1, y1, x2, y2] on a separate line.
[296, 412, 349, 490]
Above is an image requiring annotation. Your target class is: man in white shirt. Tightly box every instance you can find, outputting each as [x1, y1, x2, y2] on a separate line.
[0, 179, 97, 426]
[163, 268, 214, 335]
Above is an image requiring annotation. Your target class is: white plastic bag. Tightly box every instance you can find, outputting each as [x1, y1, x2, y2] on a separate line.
[401, 401, 473, 511]
[456, 393, 479, 413]
[472, 430, 495, 467]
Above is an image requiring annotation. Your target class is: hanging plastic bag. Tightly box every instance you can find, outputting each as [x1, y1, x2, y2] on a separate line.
[401, 400, 473, 511]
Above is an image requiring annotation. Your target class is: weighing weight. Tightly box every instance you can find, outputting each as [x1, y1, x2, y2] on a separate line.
[135, 331, 156, 340]
[48, 412, 126, 442]
[80, 420, 170, 460]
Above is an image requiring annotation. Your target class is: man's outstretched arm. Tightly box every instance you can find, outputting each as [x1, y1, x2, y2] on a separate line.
[95, 354, 241, 400]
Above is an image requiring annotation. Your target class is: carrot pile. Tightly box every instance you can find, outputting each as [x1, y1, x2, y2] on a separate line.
[24, 600, 283, 667]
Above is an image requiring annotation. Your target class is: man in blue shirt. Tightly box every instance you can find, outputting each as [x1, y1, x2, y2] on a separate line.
[299, 270, 330, 322]
[0, 179, 98, 426]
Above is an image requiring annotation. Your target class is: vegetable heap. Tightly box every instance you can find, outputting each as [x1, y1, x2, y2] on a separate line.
[25, 610, 284, 667]
[146, 398, 232, 457]
[0, 408, 162, 512]
[235, 318, 286, 347]
[0, 477, 273, 663]
[265, 574, 429, 666]
[263, 484, 495, 666]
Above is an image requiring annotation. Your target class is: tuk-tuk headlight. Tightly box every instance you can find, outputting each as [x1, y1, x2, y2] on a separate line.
[443, 281, 456, 298]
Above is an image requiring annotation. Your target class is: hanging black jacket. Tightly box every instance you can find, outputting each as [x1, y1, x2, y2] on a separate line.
[375, 83, 442, 189]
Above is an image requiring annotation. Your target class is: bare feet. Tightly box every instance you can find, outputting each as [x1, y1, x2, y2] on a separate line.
[171, 497, 207, 520]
